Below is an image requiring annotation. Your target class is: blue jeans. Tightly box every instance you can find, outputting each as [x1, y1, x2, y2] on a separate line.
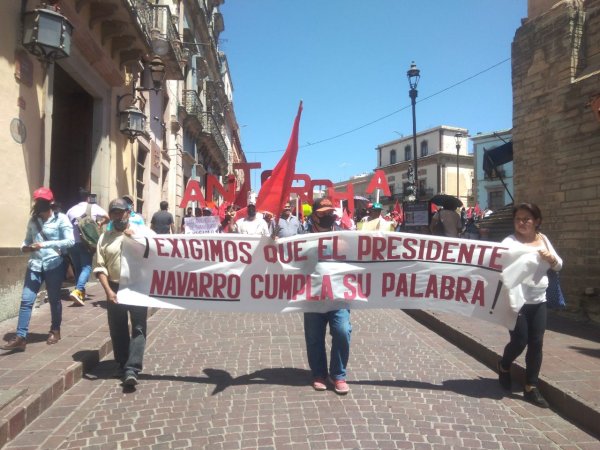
[304, 310, 352, 380]
[107, 282, 147, 374]
[69, 242, 92, 291]
[17, 265, 64, 338]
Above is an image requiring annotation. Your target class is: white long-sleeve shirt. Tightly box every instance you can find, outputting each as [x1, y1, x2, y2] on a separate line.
[501, 233, 563, 305]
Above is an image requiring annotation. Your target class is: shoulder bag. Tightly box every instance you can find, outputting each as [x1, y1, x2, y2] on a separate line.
[540, 233, 566, 310]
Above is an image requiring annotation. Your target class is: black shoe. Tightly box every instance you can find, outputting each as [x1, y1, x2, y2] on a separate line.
[497, 361, 511, 391]
[524, 387, 549, 408]
[122, 371, 138, 386]
[112, 366, 125, 379]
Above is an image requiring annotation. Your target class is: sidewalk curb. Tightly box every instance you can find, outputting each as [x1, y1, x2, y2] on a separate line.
[405, 309, 600, 439]
[0, 338, 113, 447]
[0, 291, 162, 448]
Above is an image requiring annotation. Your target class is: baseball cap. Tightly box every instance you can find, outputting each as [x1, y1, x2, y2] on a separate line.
[313, 197, 335, 213]
[122, 194, 134, 205]
[33, 187, 54, 202]
[108, 198, 129, 212]
[371, 202, 383, 210]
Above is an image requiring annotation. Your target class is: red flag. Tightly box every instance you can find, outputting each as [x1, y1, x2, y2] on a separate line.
[393, 200, 403, 224]
[474, 203, 481, 217]
[430, 202, 438, 213]
[340, 208, 353, 230]
[256, 102, 303, 218]
[217, 201, 229, 221]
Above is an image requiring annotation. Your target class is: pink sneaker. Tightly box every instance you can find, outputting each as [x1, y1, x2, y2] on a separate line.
[312, 378, 327, 391]
[329, 377, 350, 395]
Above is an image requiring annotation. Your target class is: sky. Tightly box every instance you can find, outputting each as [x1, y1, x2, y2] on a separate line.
[219, 1, 527, 188]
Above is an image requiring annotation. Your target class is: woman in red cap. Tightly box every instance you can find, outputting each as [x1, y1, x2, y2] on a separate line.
[1, 187, 74, 352]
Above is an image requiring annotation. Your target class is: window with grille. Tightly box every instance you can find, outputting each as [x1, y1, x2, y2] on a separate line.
[136, 147, 147, 215]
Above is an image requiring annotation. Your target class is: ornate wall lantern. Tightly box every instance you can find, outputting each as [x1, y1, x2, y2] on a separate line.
[118, 104, 147, 143]
[117, 78, 147, 143]
[139, 56, 166, 93]
[22, 4, 74, 62]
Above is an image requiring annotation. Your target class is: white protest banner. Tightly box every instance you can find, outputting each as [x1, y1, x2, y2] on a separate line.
[119, 231, 536, 330]
[183, 216, 220, 234]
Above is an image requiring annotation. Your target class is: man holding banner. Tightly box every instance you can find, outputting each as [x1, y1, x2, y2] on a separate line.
[303, 197, 352, 395]
[94, 198, 153, 387]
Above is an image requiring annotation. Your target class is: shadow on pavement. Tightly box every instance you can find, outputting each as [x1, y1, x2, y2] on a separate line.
[547, 314, 600, 342]
[79, 361, 508, 400]
[81, 364, 312, 395]
[568, 345, 600, 359]
[90, 300, 108, 309]
[72, 349, 103, 372]
[352, 377, 506, 400]
[1, 332, 48, 344]
[145, 367, 312, 395]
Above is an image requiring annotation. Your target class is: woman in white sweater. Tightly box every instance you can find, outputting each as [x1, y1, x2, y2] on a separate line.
[498, 203, 562, 408]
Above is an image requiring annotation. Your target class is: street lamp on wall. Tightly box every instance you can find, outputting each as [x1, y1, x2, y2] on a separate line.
[22, 4, 74, 62]
[454, 132, 463, 200]
[116, 56, 167, 142]
[407, 61, 420, 199]
[141, 56, 166, 93]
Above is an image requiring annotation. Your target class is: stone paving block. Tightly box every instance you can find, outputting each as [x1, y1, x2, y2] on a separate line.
[1, 302, 600, 449]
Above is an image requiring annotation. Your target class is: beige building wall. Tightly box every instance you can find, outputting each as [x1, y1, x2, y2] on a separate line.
[1, 2, 45, 247]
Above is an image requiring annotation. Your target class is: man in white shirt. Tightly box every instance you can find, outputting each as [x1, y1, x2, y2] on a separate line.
[232, 202, 270, 236]
[66, 189, 109, 305]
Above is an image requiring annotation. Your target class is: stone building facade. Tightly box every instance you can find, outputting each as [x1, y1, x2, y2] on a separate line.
[513, 0, 600, 321]
[0, 0, 244, 321]
[374, 125, 473, 208]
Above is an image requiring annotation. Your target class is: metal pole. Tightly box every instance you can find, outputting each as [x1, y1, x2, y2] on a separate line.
[456, 142, 460, 199]
[409, 89, 418, 198]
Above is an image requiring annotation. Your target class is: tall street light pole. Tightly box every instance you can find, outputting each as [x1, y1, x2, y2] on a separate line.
[407, 61, 420, 200]
[454, 132, 463, 201]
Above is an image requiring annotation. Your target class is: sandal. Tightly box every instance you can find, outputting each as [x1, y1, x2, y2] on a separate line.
[47, 330, 61, 345]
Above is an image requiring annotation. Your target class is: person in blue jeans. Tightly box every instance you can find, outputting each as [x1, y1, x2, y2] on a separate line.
[66, 188, 109, 305]
[1, 187, 74, 352]
[303, 197, 352, 395]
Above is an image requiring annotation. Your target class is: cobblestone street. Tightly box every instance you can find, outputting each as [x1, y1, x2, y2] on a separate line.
[7, 308, 598, 449]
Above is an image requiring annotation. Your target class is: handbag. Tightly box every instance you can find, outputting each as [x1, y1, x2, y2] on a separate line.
[540, 233, 566, 310]
[546, 269, 566, 309]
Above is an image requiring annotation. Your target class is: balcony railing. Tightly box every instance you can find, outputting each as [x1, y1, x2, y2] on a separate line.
[151, 6, 183, 60]
[124, 1, 185, 79]
[126, 0, 154, 44]
[201, 112, 228, 161]
[183, 89, 204, 118]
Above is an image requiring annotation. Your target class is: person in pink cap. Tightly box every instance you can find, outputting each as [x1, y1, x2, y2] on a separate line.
[1, 187, 74, 352]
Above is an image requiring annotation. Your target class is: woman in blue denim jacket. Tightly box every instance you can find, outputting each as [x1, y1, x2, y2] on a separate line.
[1, 188, 74, 352]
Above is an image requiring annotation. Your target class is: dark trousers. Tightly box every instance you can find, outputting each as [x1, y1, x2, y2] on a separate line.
[500, 302, 547, 386]
[107, 282, 148, 374]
